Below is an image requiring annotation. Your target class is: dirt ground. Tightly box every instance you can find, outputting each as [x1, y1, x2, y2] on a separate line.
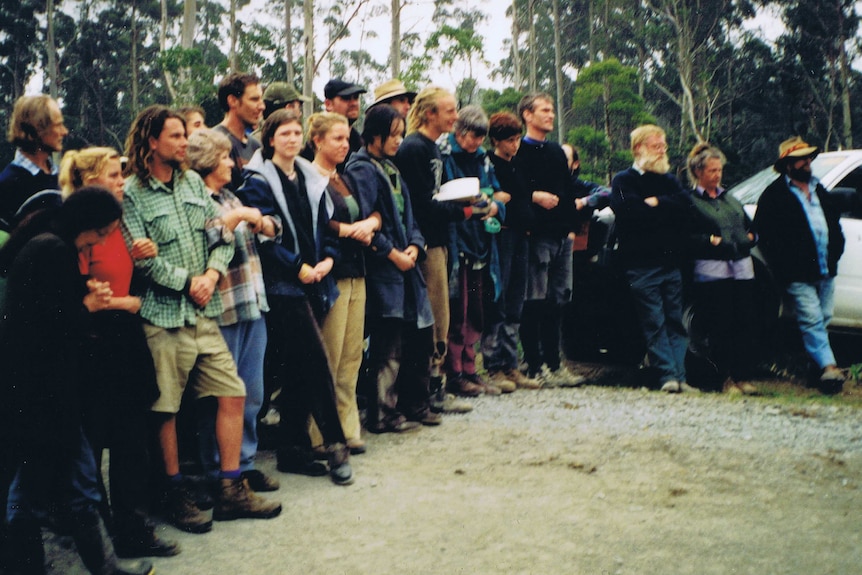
[41, 362, 862, 575]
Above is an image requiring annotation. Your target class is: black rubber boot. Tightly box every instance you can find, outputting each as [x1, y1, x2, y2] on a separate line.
[70, 507, 154, 575]
[5, 518, 45, 575]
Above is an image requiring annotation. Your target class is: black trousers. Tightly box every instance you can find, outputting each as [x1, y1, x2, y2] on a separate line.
[691, 278, 757, 380]
[265, 296, 346, 452]
[365, 317, 433, 427]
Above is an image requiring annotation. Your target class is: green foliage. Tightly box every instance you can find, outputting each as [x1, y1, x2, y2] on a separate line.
[481, 88, 524, 116]
[570, 58, 652, 182]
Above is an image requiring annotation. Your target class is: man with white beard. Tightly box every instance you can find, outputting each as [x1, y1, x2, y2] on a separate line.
[610, 124, 694, 393]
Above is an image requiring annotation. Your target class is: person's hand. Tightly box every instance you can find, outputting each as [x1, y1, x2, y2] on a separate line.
[644, 196, 659, 207]
[84, 278, 113, 312]
[312, 258, 333, 279]
[189, 270, 219, 307]
[709, 234, 723, 246]
[347, 219, 376, 245]
[575, 197, 588, 210]
[404, 245, 420, 262]
[298, 263, 316, 284]
[243, 207, 264, 233]
[130, 238, 158, 259]
[389, 249, 416, 271]
[486, 202, 499, 218]
[532, 191, 558, 210]
[493, 191, 511, 204]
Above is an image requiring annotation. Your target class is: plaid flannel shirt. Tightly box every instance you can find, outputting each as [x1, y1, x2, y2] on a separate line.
[122, 169, 234, 328]
[206, 188, 270, 326]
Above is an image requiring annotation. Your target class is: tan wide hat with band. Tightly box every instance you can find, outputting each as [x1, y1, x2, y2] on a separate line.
[368, 79, 418, 109]
[774, 136, 819, 171]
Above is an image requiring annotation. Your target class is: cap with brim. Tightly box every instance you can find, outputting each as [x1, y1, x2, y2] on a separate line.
[324, 78, 367, 100]
[264, 82, 311, 106]
[367, 79, 417, 109]
[774, 136, 820, 171]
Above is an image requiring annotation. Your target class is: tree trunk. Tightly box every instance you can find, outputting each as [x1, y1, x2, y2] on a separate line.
[390, 0, 401, 78]
[46, 0, 58, 99]
[161, 0, 177, 102]
[285, 0, 294, 81]
[131, 1, 139, 112]
[552, 0, 564, 141]
[838, 9, 852, 148]
[528, 0, 537, 91]
[303, 0, 314, 117]
[229, 0, 238, 72]
[511, 0, 522, 89]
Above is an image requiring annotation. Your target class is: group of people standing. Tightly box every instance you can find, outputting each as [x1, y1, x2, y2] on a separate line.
[0, 70, 847, 575]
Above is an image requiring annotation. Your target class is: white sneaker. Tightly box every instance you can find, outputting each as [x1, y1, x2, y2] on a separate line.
[660, 380, 681, 393]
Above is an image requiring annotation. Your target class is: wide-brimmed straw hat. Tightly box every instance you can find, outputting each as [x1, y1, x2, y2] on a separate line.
[774, 136, 819, 171]
[367, 79, 417, 109]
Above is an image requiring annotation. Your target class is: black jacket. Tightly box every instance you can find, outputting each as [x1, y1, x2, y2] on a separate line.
[753, 175, 844, 285]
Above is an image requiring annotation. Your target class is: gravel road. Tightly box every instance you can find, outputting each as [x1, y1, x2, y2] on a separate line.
[43, 368, 862, 575]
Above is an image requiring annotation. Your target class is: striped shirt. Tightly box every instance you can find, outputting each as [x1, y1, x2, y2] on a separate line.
[122, 169, 234, 328]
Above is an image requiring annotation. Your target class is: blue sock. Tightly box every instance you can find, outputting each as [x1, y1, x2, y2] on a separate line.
[220, 469, 241, 480]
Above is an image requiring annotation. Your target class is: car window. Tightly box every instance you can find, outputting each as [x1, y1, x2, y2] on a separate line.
[832, 166, 862, 218]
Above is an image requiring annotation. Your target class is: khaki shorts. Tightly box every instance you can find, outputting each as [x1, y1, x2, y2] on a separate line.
[143, 317, 246, 414]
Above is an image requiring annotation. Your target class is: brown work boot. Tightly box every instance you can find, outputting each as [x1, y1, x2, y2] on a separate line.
[486, 370, 517, 393]
[214, 478, 282, 521]
[164, 482, 212, 533]
[505, 368, 542, 390]
[447, 374, 483, 397]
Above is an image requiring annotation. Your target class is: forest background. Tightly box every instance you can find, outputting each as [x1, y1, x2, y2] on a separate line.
[1, 0, 860, 186]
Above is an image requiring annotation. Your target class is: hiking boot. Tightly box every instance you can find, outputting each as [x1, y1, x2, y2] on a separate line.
[327, 443, 355, 486]
[504, 368, 542, 390]
[241, 469, 280, 492]
[114, 514, 181, 558]
[541, 365, 585, 388]
[679, 382, 701, 394]
[277, 447, 329, 476]
[464, 372, 501, 395]
[447, 374, 483, 397]
[430, 386, 474, 414]
[346, 438, 367, 455]
[487, 370, 517, 393]
[408, 410, 443, 426]
[164, 482, 212, 533]
[214, 478, 282, 521]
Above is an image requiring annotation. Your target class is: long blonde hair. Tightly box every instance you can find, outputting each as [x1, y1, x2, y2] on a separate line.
[406, 86, 450, 135]
[59, 147, 122, 198]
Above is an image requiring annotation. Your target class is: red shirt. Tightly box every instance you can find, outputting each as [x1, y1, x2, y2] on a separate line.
[78, 227, 132, 297]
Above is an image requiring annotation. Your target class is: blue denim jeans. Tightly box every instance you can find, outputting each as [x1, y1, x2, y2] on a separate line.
[625, 266, 688, 384]
[482, 228, 529, 371]
[197, 317, 267, 477]
[7, 427, 102, 522]
[786, 278, 836, 369]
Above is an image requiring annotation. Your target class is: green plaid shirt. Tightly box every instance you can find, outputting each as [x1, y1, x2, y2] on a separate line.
[122, 169, 234, 328]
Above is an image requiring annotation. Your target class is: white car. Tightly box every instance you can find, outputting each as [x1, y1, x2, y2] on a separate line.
[729, 150, 862, 331]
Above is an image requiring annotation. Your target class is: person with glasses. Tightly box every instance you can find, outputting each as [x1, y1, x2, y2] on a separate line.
[610, 124, 694, 393]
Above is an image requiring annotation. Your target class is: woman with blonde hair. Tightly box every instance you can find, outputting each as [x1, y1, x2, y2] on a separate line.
[306, 112, 379, 454]
[59, 147, 180, 558]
